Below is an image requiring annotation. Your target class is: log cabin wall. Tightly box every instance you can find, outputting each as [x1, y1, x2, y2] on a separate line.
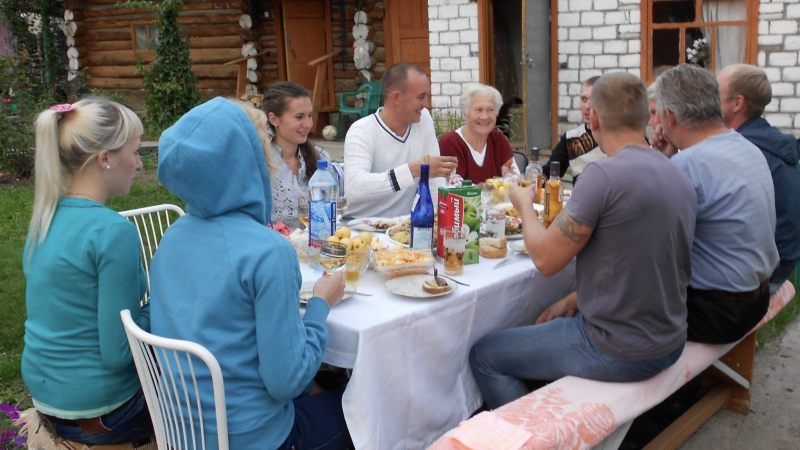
[62, 0, 386, 110]
[63, 0, 244, 108]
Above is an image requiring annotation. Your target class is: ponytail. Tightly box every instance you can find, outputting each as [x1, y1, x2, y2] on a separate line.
[299, 139, 319, 180]
[28, 111, 67, 251]
[27, 97, 143, 257]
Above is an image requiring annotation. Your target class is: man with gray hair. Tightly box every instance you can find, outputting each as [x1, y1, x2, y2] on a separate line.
[652, 64, 779, 345]
[717, 64, 800, 293]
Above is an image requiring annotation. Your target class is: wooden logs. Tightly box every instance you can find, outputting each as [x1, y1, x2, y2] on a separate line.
[239, 28, 260, 42]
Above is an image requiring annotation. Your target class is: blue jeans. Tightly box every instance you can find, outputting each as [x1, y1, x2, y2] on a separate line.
[49, 390, 154, 445]
[469, 314, 685, 409]
[277, 388, 352, 450]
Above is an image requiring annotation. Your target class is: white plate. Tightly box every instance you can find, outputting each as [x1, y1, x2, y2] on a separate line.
[384, 274, 458, 298]
[509, 240, 528, 254]
[300, 280, 356, 305]
[348, 217, 401, 232]
[385, 225, 411, 247]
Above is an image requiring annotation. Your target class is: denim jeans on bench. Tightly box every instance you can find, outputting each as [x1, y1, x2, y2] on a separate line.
[469, 313, 685, 409]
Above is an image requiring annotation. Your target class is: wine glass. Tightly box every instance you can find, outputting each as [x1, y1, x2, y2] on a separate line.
[297, 197, 309, 229]
[319, 242, 348, 273]
[480, 183, 494, 221]
[337, 196, 349, 222]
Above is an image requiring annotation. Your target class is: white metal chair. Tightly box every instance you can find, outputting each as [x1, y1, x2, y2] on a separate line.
[121, 309, 228, 450]
[120, 204, 185, 302]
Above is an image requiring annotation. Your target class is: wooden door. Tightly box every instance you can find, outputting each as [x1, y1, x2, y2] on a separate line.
[282, 0, 334, 108]
[385, 0, 431, 77]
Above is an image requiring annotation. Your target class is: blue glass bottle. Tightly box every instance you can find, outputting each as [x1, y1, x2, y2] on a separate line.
[410, 155, 434, 250]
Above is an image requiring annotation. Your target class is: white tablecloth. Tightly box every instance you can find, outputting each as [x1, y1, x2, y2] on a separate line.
[301, 250, 577, 450]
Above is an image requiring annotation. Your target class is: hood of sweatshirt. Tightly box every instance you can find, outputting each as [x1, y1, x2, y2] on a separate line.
[738, 117, 800, 166]
[157, 97, 273, 225]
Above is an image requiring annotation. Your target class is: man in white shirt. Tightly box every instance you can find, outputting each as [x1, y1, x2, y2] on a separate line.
[344, 63, 458, 218]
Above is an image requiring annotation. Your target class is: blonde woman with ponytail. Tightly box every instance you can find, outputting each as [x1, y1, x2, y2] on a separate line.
[22, 98, 154, 446]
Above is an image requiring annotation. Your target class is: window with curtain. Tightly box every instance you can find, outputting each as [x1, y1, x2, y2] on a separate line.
[641, 0, 757, 82]
[133, 23, 161, 52]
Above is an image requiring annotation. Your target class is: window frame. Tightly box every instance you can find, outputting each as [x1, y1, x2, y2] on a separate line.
[640, 0, 760, 83]
[131, 21, 160, 53]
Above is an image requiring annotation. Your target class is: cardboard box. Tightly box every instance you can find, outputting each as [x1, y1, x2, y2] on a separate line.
[437, 183, 481, 265]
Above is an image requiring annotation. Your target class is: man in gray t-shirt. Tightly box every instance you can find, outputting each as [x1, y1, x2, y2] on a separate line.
[469, 73, 696, 409]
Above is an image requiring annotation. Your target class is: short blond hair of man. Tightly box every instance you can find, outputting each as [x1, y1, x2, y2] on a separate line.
[721, 64, 772, 119]
[591, 72, 649, 133]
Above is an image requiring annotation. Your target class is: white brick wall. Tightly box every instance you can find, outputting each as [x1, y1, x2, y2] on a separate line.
[428, 1, 480, 114]
[428, 0, 800, 137]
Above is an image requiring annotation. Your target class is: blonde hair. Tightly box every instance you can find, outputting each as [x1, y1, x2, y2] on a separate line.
[29, 97, 143, 254]
[721, 64, 772, 119]
[230, 99, 278, 185]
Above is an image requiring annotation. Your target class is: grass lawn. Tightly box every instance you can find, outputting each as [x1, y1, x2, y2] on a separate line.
[0, 155, 184, 406]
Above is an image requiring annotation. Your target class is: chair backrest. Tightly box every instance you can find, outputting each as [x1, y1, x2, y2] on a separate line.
[120, 204, 185, 303]
[512, 150, 528, 173]
[365, 81, 382, 113]
[121, 310, 228, 450]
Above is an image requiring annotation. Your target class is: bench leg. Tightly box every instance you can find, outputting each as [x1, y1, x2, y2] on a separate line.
[704, 332, 756, 414]
[641, 383, 734, 450]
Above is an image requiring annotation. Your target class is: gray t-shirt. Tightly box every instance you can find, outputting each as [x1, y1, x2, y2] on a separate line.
[565, 146, 696, 361]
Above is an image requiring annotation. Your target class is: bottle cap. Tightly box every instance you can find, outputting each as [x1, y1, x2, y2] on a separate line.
[530, 147, 540, 160]
[317, 160, 328, 170]
[422, 154, 430, 165]
[550, 161, 560, 177]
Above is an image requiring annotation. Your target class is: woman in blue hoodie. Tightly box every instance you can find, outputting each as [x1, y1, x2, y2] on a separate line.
[150, 98, 350, 450]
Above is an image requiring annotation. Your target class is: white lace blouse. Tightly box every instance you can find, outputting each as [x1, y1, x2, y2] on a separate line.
[270, 142, 332, 229]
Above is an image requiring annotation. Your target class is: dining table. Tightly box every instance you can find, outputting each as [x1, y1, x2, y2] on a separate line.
[300, 240, 577, 450]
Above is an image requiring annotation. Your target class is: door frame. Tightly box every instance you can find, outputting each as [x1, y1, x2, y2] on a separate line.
[272, 0, 336, 109]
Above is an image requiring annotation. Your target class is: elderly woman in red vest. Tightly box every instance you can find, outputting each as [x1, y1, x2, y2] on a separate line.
[439, 84, 518, 184]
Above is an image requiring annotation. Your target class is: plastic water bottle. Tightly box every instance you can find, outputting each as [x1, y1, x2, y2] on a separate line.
[308, 160, 338, 270]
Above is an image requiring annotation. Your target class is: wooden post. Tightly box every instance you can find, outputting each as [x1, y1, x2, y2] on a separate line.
[307, 49, 342, 132]
[223, 51, 271, 99]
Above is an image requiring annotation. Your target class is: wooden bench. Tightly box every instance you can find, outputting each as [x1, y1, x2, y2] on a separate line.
[427, 280, 796, 450]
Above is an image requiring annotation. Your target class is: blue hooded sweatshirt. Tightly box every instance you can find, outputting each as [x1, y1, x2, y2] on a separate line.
[150, 98, 330, 449]
[737, 117, 800, 284]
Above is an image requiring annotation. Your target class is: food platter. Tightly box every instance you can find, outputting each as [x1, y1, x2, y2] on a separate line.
[299, 280, 356, 305]
[384, 274, 458, 298]
[385, 225, 410, 246]
[348, 217, 401, 232]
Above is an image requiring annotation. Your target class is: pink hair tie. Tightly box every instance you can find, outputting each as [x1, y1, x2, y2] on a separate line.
[49, 104, 76, 114]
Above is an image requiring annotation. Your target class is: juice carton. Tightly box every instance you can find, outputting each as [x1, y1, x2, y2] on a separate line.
[437, 181, 481, 265]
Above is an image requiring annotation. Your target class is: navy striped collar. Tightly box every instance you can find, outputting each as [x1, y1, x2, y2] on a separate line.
[373, 107, 412, 143]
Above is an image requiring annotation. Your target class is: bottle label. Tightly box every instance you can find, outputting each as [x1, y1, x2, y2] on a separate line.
[410, 227, 433, 250]
[558, 184, 563, 202]
[309, 200, 337, 247]
[544, 191, 551, 216]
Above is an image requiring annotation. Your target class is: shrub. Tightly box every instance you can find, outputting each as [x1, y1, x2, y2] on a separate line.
[122, 0, 200, 136]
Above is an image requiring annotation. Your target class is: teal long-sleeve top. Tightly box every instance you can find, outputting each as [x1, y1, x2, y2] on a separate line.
[22, 197, 150, 416]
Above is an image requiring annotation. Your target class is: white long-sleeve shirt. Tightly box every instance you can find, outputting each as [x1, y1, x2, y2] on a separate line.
[344, 108, 445, 218]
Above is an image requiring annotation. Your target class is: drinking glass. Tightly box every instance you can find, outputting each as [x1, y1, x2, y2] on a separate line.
[337, 196, 349, 221]
[480, 183, 494, 220]
[344, 247, 370, 286]
[518, 173, 535, 189]
[443, 227, 466, 276]
[297, 197, 309, 229]
[319, 242, 347, 273]
[485, 210, 506, 239]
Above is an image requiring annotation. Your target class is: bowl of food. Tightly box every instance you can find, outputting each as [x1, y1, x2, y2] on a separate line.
[372, 247, 436, 279]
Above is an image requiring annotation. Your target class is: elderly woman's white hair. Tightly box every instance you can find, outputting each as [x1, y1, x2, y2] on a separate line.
[459, 84, 503, 116]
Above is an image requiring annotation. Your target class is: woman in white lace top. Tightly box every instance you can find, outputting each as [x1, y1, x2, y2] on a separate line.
[263, 82, 332, 229]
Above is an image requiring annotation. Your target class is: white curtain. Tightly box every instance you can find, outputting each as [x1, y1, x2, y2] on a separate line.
[702, 0, 748, 72]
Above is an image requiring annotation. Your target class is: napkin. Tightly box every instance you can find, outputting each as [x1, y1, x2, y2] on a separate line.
[451, 411, 533, 450]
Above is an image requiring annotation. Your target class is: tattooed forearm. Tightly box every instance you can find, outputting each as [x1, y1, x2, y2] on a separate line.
[553, 212, 590, 245]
